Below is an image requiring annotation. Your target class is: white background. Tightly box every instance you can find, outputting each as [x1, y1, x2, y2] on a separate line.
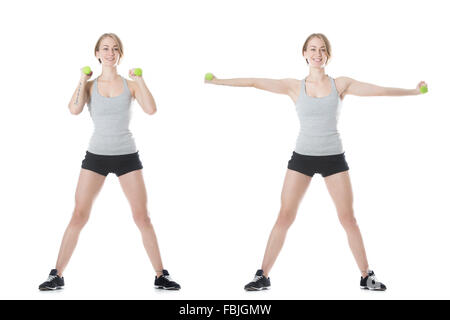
[0, 0, 448, 300]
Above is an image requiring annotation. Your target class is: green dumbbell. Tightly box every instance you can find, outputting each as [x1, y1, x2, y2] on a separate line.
[420, 86, 428, 94]
[82, 66, 92, 76]
[133, 68, 143, 76]
[205, 72, 214, 81]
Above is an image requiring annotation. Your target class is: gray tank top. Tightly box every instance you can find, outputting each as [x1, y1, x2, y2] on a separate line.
[87, 77, 137, 155]
[294, 75, 343, 156]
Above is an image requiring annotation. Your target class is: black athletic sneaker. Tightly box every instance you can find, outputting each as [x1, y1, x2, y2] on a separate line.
[154, 269, 181, 290]
[360, 270, 387, 291]
[244, 269, 271, 291]
[39, 269, 65, 291]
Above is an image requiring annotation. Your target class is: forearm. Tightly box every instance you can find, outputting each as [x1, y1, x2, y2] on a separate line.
[379, 87, 420, 97]
[135, 79, 157, 114]
[345, 77, 422, 97]
[210, 78, 256, 87]
[68, 78, 87, 114]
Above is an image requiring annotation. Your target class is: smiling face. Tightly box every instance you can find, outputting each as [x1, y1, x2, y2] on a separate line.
[303, 37, 330, 68]
[95, 36, 121, 66]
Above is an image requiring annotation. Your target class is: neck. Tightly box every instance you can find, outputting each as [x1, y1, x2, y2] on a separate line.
[99, 65, 119, 81]
[306, 67, 327, 82]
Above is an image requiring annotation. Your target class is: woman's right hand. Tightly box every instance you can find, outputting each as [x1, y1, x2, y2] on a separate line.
[80, 68, 93, 81]
[204, 73, 216, 84]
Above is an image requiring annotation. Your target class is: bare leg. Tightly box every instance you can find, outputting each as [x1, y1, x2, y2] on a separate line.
[324, 171, 369, 277]
[261, 169, 312, 276]
[118, 170, 164, 277]
[55, 169, 106, 276]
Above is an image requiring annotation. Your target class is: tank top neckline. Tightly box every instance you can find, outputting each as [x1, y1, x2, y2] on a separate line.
[94, 76, 129, 99]
[302, 75, 335, 99]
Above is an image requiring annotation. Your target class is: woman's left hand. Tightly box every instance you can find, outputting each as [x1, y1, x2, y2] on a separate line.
[416, 80, 428, 94]
[129, 69, 143, 81]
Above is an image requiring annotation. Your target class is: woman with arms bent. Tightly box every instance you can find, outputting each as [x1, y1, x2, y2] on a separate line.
[206, 33, 427, 291]
[39, 33, 180, 291]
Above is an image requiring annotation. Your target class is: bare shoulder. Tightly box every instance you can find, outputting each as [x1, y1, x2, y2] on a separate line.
[281, 78, 301, 102]
[281, 78, 301, 92]
[335, 76, 353, 86]
[125, 78, 135, 88]
[281, 78, 301, 87]
[85, 79, 95, 97]
[334, 76, 354, 98]
[126, 79, 137, 97]
[86, 79, 94, 87]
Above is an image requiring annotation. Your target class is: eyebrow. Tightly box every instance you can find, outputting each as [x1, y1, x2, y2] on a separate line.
[310, 46, 326, 48]
[102, 45, 119, 47]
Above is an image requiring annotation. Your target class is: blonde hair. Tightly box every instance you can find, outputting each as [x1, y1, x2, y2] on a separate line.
[94, 33, 124, 64]
[302, 33, 332, 65]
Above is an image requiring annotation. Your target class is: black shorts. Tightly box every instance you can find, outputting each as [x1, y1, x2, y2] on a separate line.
[287, 151, 349, 177]
[81, 151, 143, 177]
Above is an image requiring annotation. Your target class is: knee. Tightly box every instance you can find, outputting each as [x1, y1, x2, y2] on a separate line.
[70, 207, 90, 228]
[132, 209, 151, 228]
[338, 210, 358, 229]
[276, 208, 296, 229]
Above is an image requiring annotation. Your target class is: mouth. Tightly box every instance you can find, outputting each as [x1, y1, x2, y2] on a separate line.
[312, 58, 323, 62]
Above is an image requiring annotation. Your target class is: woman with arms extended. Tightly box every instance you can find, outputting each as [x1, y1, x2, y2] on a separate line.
[205, 33, 427, 291]
[39, 33, 180, 291]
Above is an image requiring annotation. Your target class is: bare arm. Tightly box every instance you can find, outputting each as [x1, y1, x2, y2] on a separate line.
[205, 74, 300, 101]
[68, 71, 92, 115]
[338, 76, 428, 97]
[129, 69, 156, 115]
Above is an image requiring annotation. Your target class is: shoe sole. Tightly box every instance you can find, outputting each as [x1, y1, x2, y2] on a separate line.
[244, 287, 270, 291]
[154, 285, 180, 290]
[360, 286, 386, 291]
[39, 286, 64, 291]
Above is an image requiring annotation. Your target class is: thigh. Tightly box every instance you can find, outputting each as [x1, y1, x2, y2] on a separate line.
[75, 169, 107, 210]
[324, 171, 353, 214]
[81, 152, 111, 176]
[118, 169, 147, 211]
[287, 152, 316, 177]
[114, 152, 143, 177]
[280, 169, 313, 212]
[320, 153, 349, 178]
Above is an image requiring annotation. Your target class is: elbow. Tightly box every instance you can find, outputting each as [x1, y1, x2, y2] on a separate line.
[146, 107, 157, 115]
[68, 104, 81, 115]
[145, 102, 157, 115]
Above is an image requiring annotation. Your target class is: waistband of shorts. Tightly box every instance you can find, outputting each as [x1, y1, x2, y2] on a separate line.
[292, 151, 345, 159]
[85, 150, 139, 158]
